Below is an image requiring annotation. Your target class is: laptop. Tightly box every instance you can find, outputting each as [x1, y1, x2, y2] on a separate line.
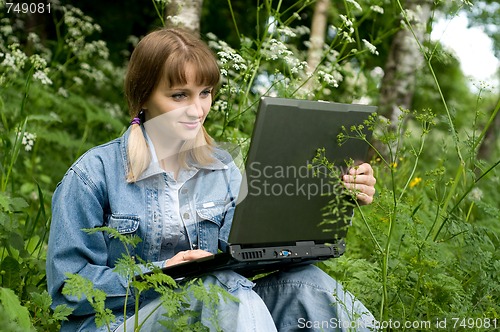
[137, 97, 376, 280]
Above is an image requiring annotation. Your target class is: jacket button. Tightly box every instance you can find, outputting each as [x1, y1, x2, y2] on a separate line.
[192, 244, 197, 249]
[183, 212, 190, 219]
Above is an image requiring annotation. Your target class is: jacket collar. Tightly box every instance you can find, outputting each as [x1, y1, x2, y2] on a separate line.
[120, 126, 230, 182]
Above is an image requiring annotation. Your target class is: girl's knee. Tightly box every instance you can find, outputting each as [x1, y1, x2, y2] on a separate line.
[200, 270, 255, 293]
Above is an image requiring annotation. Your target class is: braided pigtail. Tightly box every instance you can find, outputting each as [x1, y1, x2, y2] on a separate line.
[126, 116, 151, 182]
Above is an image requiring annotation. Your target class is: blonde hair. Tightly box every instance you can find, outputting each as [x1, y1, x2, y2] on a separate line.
[124, 28, 220, 182]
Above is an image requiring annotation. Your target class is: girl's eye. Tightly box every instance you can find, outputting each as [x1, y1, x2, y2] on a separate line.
[171, 92, 186, 100]
[201, 89, 212, 97]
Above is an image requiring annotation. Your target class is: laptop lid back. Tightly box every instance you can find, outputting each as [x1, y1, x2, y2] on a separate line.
[229, 97, 376, 247]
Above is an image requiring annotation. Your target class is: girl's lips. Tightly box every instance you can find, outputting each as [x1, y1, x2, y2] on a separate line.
[180, 121, 200, 129]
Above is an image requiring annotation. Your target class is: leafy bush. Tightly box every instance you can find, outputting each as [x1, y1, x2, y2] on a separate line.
[0, 0, 498, 330]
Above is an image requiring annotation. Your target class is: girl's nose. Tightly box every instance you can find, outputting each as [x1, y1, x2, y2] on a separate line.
[187, 98, 204, 118]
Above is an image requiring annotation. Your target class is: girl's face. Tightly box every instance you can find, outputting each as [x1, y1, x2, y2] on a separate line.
[143, 65, 213, 143]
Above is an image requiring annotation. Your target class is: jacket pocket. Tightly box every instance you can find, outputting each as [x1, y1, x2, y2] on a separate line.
[195, 201, 226, 253]
[195, 201, 226, 226]
[107, 214, 140, 238]
[105, 214, 141, 266]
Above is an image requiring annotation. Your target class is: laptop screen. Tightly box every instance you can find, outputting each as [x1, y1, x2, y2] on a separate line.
[229, 97, 376, 247]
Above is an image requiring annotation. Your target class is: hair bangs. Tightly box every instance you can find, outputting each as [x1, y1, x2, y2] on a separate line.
[163, 48, 220, 89]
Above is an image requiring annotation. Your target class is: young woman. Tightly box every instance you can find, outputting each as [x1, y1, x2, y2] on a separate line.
[47, 28, 377, 331]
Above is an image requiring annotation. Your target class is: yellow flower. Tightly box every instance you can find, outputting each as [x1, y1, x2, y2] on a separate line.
[410, 177, 422, 188]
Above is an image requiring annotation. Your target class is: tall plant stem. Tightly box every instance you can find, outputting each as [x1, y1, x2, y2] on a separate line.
[380, 207, 395, 322]
[227, 0, 241, 41]
[473, 98, 500, 152]
[1, 119, 27, 192]
[395, 0, 464, 166]
[433, 158, 500, 241]
[432, 100, 500, 240]
[151, 0, 165, 26]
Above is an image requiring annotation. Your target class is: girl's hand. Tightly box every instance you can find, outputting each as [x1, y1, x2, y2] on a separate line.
[165, 249, 214, 267]
[343, 163, 376, 205]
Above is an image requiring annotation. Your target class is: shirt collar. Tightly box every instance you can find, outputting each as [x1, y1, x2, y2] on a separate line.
[130, 126, 229, 182]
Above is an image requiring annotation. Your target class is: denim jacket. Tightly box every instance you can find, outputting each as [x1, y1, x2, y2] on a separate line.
[46, 127, 241, 330]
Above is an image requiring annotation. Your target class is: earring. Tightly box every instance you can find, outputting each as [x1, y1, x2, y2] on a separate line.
[139, 109, 146, 123]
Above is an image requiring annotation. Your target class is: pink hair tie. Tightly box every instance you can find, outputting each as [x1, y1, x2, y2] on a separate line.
[130, 117, 141, 125]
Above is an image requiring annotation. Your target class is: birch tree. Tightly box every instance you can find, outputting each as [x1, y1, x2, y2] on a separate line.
[305, 0, 330, 91]
[378, 0, 433, 128]
[165, 0, 204, 36]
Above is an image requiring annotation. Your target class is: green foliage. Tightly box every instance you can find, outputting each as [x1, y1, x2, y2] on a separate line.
[203, 0, 398, 150]
[63, 274, 116, 329]
[0, 0, 498, 330]
[320, 103, 500, 327]
[0, 2, 124, 330]
[61, 226, 234, 331]
[30, 291, 73, 330]
[0, 287, 34, 331]
[309, 147, 356, 233]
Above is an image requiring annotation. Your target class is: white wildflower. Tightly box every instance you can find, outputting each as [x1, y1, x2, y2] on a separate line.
[2, 46, 28, 71]
[294, 25, 310, 36]
[0, 23, 13, 36]
[371, 5, 384, 14]
[339, 15, 353, 27]
[1, 53, 16, 68]
[80, 63, 91, 71]
[81, 66, 105, 83]
[58, 87, 69, 98]
[21, 132, 37, 152]
[217, 51, 229, 65]
[127, 35, 140, 47]
[33, 70, 53, 85]
[206, 32, 217, 40]
[212, 100, 228, 112]
[95, 40, 109, 59]
[73, 76, 83, 85]
[404, 9, 419, 24]
[27, 32, 41, 45]
[265, 39, 293, 61]
[277, 26, 297, 38]
[346, 0, 362, 11]
[362, 39, 379, 55]
[469, 187, 483, 202]
[342, 32, 355, 43]
[318, 70, 339, 88]
[166, 15, 182, 26]
[30, 54, 48, 70]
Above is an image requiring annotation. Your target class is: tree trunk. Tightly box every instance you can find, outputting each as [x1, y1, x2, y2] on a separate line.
[378, 0, 433, 128]
[304, 0, 330, 93]
[306, 0, 330, 72]
[165, 0, 203, 37]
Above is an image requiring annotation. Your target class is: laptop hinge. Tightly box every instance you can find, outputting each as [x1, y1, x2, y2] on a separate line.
[295, 241, 316, 246]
